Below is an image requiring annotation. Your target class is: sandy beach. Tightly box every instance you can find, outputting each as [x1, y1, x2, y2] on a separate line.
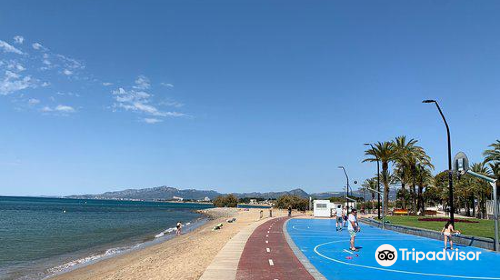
[50, 207, 280, 280]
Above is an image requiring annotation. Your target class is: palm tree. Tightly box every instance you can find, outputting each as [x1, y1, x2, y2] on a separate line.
[468, 162, 492, 218]
[483, 140, 500, 165]
[415, 164, 433, 215]
[393, 136, 417, 210]
[392, 136, 433, 213]
[362, 177, 378, 211]
[363, 141, 397, 217]
[483, 140, 500, 189]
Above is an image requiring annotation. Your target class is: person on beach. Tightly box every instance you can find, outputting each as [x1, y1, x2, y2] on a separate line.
[176, 221, 182, 236]
[288, 205, 292, 217]
[441, 220, 461, 250]
[348, 209, 361, 251]
[335, 205, 344, 231]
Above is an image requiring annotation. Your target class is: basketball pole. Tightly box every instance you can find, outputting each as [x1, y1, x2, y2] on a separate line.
[465, 170, 499, 252]
[367, 187, 385, 230]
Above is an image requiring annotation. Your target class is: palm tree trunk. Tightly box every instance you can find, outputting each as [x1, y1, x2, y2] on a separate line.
[371, 194, 375, 214]
[417, 185, 424, 215]
[472, 194, 476, 217]
[411, 184, 417, 214]
[382, 162, 389, 217]
[466, 199, 471, 216]
[401, 182, 406, 209]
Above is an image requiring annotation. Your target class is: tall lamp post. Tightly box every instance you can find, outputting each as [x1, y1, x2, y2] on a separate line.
[338, 166, 350, 212]
[364, 143, 381, 220]
[423, 100, 455, 225]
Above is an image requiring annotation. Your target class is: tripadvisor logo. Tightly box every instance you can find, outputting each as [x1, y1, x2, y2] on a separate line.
[375, 244, 398, 266]
[375, 244, 482, 267]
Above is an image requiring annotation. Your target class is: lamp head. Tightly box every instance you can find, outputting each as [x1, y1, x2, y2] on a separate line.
[422, 100, 436, 104]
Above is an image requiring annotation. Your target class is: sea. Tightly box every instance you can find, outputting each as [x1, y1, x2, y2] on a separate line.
[0, 196, 213, 280]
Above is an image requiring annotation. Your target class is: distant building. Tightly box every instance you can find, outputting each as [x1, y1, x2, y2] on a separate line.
[172, 196, 183, 201]
[203, 197, 210, 202]
[249, 199, 257, 205]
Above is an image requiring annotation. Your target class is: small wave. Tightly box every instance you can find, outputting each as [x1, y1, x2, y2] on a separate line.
[154, 227, 177, 238]
[46, 246, 129, 275]
[46, 218, 207, 278]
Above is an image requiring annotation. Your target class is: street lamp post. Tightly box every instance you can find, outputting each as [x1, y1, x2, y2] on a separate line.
[338, 166, 350, 212]
[423, 100, 455, 225]
[365, 143, 381, 220]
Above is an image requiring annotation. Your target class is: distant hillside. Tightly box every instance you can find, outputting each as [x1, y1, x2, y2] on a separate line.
[66, 185, 397, 201]
[67, 186, 222, 201]
[311, 189, 397, 200]
[236, 188, 309, 199]
[66, 186, 310, 201]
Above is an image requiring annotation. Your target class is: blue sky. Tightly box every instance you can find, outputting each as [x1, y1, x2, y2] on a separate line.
[1, 1, 499, 196]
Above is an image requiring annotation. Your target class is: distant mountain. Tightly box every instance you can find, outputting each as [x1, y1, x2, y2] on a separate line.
[67, 186, 222, 201]
[235, 188, 309, 199]
[310, 189, 397, 200]
[309, 191, 345, 199]
[67, 186, 310, 201]
[66, 185, 397, 201]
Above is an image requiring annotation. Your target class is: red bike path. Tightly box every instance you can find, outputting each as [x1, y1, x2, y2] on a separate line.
[236, 217, 315, 280]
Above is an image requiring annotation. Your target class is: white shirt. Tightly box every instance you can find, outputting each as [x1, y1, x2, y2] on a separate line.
[336, 208, 343, 217]
[347, 214, 357, 231]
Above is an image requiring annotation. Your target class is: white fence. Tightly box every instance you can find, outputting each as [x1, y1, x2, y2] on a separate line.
[486, 200, 500, 216]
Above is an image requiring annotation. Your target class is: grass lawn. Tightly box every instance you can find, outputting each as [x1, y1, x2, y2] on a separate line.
[384, 216, 496, 239]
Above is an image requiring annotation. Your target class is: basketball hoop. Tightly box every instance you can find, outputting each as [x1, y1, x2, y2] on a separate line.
[453, 152, 469, 176]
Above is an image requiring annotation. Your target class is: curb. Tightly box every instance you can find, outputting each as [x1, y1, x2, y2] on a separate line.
[283, 219, 327, 280]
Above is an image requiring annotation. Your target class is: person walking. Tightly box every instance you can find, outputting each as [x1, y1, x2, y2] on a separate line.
[342, 206, 348, 228]
[176, 221, 182, 236]
[288, 205, 292, 217]
[335, 205, 343, 231]
[348, 209, 360, 251]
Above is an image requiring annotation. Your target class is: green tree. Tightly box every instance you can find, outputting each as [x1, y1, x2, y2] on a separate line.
[213, 194, 238, 207]
[363, 141, 397, 216]
[392, 136, 433, 213]
[361, 177, 378, 210]
[415, 164, 433, 215]
[467, 162, 492, 218]
[483, 140, 500, 190]
[275, 195, 308, 211]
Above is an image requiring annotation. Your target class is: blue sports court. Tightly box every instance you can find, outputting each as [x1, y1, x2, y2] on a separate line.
[287, 219, 500, 280]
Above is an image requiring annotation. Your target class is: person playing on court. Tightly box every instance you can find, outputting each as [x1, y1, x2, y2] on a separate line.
[348, 208, 361, 251]
[342, 206, 348, 228]
[441, 220, 461, 250]
[335, 205, 343, 231]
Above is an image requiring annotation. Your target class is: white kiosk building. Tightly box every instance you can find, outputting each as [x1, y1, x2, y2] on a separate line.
[313, 200, 331, 217]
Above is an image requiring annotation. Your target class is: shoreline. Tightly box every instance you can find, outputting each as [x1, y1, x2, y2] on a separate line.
[48, 207, 263, 280]
[41, 216, 209, 280]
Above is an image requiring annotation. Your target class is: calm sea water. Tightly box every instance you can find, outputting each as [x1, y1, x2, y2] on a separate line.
[0, 196, 213, 280]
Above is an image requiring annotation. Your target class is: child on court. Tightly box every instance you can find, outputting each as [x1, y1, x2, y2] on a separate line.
[441, 220, 461, 250]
